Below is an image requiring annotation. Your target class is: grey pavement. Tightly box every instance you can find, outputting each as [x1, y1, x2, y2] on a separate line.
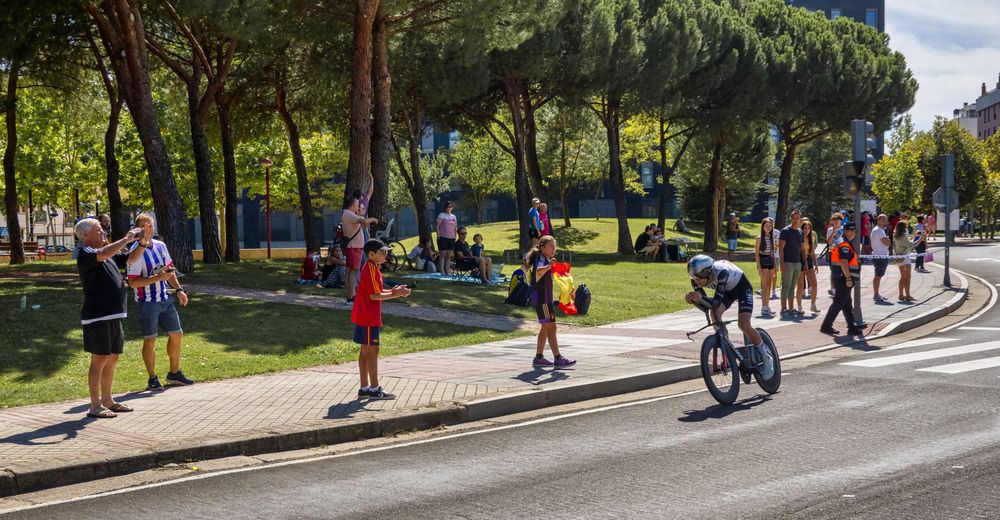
[0, 261, 972, 497]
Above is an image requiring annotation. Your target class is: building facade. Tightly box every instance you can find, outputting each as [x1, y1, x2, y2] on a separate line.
[976, 75, 1000, 141]
[953, 102, 978, 137]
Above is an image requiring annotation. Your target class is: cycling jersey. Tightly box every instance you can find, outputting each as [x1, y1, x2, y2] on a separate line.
[691, 260, 754, 314]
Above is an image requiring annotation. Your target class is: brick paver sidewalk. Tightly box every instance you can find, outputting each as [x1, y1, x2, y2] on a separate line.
[0, 262, 969, 497]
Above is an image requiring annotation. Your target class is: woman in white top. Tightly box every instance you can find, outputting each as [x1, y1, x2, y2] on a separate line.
[825, 212, 844, 296]
[436, 202, 458, 275]
[755, 218, 777, 315]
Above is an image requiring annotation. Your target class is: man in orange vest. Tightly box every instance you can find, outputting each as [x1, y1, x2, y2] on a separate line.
[821, 222, 863, 336]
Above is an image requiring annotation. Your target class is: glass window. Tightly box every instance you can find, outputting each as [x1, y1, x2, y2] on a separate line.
[866, 9, 877, 27]
[830, 9, 842, 18]
[641, 163, 654, 189]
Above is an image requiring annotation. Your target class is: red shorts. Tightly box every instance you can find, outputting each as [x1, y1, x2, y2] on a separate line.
[346, 247, 363, 270]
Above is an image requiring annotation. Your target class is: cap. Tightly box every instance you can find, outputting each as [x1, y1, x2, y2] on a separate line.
[532, 198, 540, 204]
[842, 222, 857, 231]
[729, 213, 736, 217]
[363, 238, 392, 256]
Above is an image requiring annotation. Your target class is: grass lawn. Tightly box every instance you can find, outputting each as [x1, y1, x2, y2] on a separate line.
[0, 277, 526, 407]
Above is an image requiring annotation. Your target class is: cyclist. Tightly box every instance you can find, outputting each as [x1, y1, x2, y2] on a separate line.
[684, 255, 774, 378]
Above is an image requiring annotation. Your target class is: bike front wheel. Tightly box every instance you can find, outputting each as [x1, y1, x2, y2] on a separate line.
[753, 328, 781, 394]
[389, 241, 407, 271]
[700, 334, 740, 405]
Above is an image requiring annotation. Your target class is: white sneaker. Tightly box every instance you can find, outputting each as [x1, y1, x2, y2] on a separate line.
[755, 289, 762, 295]
[771, 291, 779, 299]
[761, 306, 773, 316]
[810, 304, 820, 313]
[760, 350, 775, 379]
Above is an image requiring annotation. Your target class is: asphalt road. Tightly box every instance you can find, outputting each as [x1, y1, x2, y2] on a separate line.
[6, 240, 1000, 520]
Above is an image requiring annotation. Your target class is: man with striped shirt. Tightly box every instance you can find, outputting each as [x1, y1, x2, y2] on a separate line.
[127, 213, 192, 391]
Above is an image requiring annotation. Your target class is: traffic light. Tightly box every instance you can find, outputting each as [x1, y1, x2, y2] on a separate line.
[844, 119, 875, 196]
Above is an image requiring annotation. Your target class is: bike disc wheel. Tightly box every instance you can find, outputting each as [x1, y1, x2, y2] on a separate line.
[753, 328, 781, 394]
[700, 335, 739, 405]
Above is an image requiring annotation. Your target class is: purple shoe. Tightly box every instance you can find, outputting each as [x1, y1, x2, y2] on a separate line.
[553, 356, 576, 368]
[533, 356, 554, 367]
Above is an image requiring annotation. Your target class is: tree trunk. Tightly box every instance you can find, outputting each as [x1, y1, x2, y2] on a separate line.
[775, 121, 797, 226]
[704, 131, 725, 253]
[105, 95, 126, 241]
[185, 72, 223, 264]
[395, 98, 431, 242]
[602, 97, 633, 255]
[369, 7, 391, 233]
[659, 131, 693, 232]
[217, 88, 240, 262]
[275, 73, 319, 252]
[559, 132, 571, 228]
[86, 0, 192, 272]
[3, 58, 24, 265]
[503, 77, 533, 253]
[523, 96, 545, 199]
[346, 0, 380, 199]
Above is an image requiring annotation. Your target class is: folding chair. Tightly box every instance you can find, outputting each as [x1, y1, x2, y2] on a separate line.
[451, 260, 482, 284]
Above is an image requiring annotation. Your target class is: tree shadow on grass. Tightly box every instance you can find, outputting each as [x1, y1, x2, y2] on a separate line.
[552, 227, 600, 250]
[0, 281, 91, 382]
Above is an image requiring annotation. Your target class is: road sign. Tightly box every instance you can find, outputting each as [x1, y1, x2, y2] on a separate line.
[0, 228, 7, 238]
[932, 187, 959, 212]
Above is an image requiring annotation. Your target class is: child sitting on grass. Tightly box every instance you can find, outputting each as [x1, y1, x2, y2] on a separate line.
[299, 249, 321, 283]
[318, 244, 347, 288]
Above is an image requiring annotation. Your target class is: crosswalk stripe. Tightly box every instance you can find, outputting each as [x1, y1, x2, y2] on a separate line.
[879, 337, 960, 352]
[958, 327, 1000, 331]
[841, 341, 1000, 368]
[917, 356, 1000, 374]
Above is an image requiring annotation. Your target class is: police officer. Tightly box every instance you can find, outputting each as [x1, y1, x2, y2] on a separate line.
[820, 222, 863, 336]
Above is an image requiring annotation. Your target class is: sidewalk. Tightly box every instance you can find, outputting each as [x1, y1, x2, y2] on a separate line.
[0, 263, 971, 497]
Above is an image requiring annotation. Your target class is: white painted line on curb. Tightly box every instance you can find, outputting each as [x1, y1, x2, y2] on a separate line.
[938, 268, 997, 332]
[2, 388, 708, 514]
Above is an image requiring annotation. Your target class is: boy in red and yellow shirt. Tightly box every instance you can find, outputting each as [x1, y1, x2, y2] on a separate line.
[353, 239, 411, 400]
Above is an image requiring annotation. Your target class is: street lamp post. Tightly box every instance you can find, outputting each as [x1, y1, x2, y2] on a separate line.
[261, 158, 273, 259]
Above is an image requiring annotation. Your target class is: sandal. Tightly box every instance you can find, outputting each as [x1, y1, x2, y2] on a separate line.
[86, 406, 117, 418]
[107, 402, 133, 413]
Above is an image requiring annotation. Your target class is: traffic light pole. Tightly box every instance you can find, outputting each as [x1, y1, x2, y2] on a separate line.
[943, 155, 953, 287]
[853, 191, 863, 327]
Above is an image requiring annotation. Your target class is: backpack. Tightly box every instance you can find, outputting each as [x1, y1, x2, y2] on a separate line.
[508, 268, 526, 295]
[575, 283, 592, 315]
[505, 280, 531, 306]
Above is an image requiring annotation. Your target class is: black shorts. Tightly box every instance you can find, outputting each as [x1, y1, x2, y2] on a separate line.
[529, 229, 540, 239]
[82, 319, 124, 356]
[758, 255, 774, 270]
[535, 302, 555, 324]
[861, 236, 870, 246]
[437, 236, 455, 252]
[807, 256, 815, 270]
[872, 258, 888, 277]
[718, 274, 755, 315]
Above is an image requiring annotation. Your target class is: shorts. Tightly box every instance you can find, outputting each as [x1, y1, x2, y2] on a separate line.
[535, 302, 556, 324]
[872, 258, 888, 277]
[529, 229, 540, 240]
[346, 247, 363, 270]
[758, 255, 774, 270]
[353, 324, 381, 346]
[437, 236, 455, 252]
[83, 319, 124, 356]
[806, 256, 815, 270]
[136, 299, 183, 339]
[718, 274, 755, 315]
[727, 239, 738, 251]
[639, 245, 657, 254]
[861, 236, 870, 246]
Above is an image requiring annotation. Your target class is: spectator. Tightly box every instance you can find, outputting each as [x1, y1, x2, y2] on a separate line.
[300, 249, 322, 282]
[820, 222, 863, 336]
[634, 225, 660, 261]
[778, 210, 804, 317]
[825, 212, 845, 297]
[528, 198, 542, 248]
[927, 212, 937, 239]
[343, 196, 378, 305]
[528, 235, 575, 368]
[894, 220, 916, 302]
[75, 217, 146, 418]
[408, 236, 438, 273]
[353, 172, 374, 242]
[454, 227, 493, 284]
[648, 224, 667, 262]
[674, 215, 692, 233]
[352, 239, 411, 400]
[860, 210, 871, 256]
[798, 218, 820, 314]
[539, 203, 551, 237]
[127, 213, 193, 390]
[726, 213, 740, 261]
[318, 244, 347, 288]
[888, 211, 902, 245]
[870, 214, 891, 302]
[436, 202, 458, 275]
[99, 214, 113, 244]
[914, 215, 928, 272]
[755, 217, 777, 316]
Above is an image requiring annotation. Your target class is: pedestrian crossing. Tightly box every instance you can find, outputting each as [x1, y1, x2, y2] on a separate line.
[599, 309, 804, 332]
[840, 338, 1000, 375]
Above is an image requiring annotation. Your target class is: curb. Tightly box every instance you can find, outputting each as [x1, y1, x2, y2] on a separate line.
[1, 270, 978, 498]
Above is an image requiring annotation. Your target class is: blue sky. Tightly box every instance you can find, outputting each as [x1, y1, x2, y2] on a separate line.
[886, 0, 1000, 132]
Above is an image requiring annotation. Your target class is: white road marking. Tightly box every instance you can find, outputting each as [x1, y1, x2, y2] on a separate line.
[958, 327, 1000, 331]
[917, 356, 1000, 374]
[879, 337, 960, 352]
[841, 342, 1000, 368]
